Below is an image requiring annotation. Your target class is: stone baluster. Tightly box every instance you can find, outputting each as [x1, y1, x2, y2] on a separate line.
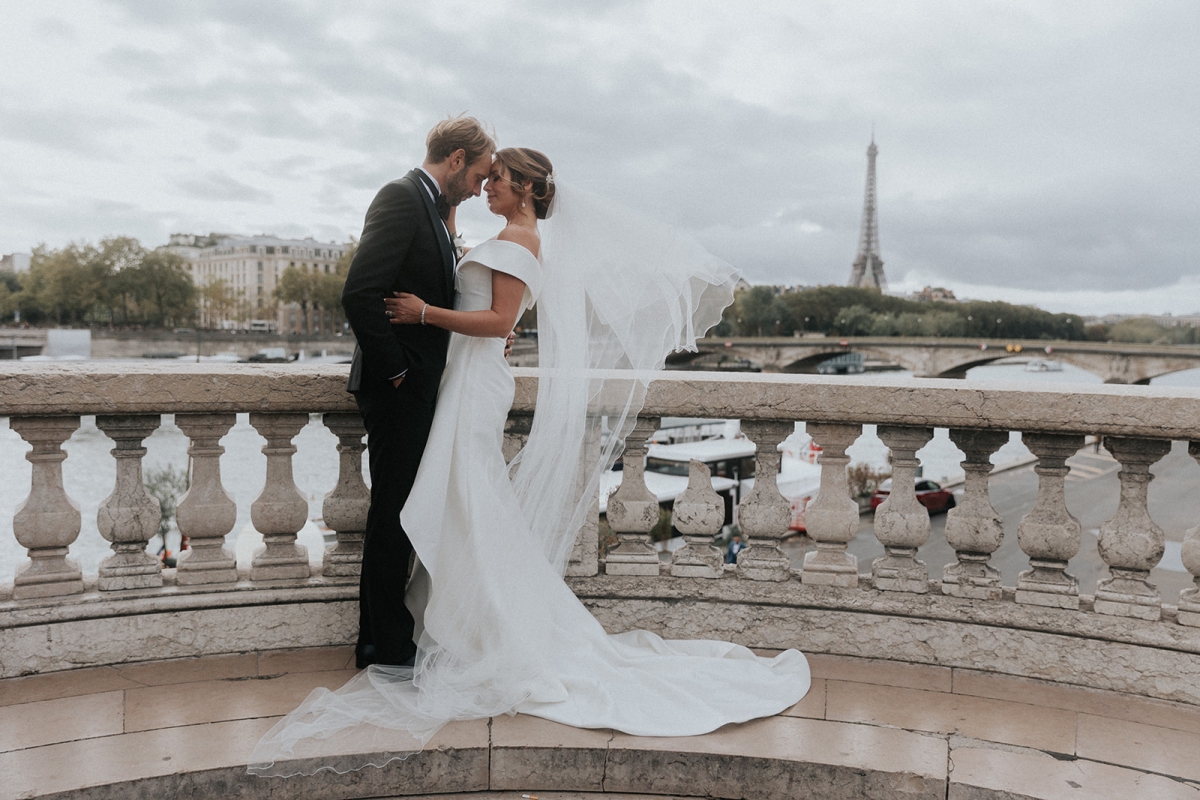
[735, 419, 793, 582]
[10, 416, 83, 600]
[1015, 433, 1084, 609]
[567, 424, 602, 578]
[174, 414, 238, 586]
[320, 413, 370, 579]
[800, 422, 862, 587]
[872, 426, 934, 593]
[605, 416, 661, 576]
[95, 415, 163, 591]
[567, 487, 602, 577]
[1179, 442, 1200, 627]
[503, 410, 534, 465]
[249, 413, 311, 581]
[1092, 437, 1171, 620]
[942, 429, 1008, 600]
[670, 460, 726, 578]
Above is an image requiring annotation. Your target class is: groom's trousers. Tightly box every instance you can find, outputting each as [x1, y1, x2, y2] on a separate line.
[355, 371, 440, 666]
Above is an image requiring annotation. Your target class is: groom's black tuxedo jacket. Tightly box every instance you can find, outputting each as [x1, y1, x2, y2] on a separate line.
[342, 170, 457, 392]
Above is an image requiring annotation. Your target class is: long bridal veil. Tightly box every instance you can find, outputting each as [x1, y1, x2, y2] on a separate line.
[510, 181, 739, 572]
[248, 182, 742, 777]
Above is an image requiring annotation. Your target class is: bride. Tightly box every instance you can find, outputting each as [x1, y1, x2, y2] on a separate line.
[249, 148, 810, 775]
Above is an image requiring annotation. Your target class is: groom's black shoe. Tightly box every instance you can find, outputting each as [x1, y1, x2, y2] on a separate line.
[356, 644, 416, 669]
[355, 643, 377, 669]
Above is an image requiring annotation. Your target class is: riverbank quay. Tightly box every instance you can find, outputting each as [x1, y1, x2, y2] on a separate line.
[88, 329, 355, 361]
[2, 362, 1200, 797]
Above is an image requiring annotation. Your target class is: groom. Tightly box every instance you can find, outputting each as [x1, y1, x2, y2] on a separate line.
[342, 116, 495, 668]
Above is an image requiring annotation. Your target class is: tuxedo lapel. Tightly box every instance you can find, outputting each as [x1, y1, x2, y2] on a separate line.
[403, 170, 456, 296]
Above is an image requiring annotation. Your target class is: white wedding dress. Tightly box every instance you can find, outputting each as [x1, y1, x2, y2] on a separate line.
[249, 189, 810, 777]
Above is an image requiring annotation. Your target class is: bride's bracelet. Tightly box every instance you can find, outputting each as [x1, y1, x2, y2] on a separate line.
[420, 304, 428, 325]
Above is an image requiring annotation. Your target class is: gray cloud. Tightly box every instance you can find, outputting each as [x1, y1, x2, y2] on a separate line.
[204, 130, 241, 154]
[1, 0, 1196, 313]
[0, 195, 176, 250]
[0, 104, 128, 159]
[175, 171, 273, 204]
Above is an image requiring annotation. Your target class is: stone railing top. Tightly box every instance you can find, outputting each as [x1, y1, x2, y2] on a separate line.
[1, 362, 1199, 439]
[0, 362, 360, 415]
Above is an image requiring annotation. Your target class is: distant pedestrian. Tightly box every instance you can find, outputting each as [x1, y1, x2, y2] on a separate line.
[726, 532, 745, 564]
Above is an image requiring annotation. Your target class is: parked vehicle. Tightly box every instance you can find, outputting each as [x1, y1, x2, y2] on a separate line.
[869, 478, 956, 513]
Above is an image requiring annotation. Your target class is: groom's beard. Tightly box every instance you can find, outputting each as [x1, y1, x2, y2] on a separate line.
[444, 166, 469, 206]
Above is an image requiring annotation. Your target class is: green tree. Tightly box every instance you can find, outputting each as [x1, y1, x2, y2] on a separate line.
[831, 304, 876, 336]
[1105, 318, 1197, 345]
[22, 243, 95, 325]
[735, 286, 791, 336]
[314, 239, 357, 334]
[93, 237, 145, 324]
[311, 272, 345, 333]
[334, 239, 357, 275]
[132, 250, 196, 327]
[0, 271, 19, 323]
[723, 285, 1092, 341]
[17, 237, 150, 326]
[274, 266, 317, 333]
[199, 278, 237, 329]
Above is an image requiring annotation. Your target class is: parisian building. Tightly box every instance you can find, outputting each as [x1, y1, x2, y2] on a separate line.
[0, 253, 31, 273]
[166, 234, 352, 333]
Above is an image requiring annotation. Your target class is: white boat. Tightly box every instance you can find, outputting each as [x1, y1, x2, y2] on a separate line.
[600, 424, 823, 532]
[598, 438, 743, 515]
[293, 349, 354, 365]
[1025, 359, 1063, 372]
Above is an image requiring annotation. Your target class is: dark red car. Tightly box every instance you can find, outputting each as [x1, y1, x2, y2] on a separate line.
[869, 478, 956, 513]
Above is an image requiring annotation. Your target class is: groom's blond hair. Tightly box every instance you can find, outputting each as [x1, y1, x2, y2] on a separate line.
[426, 115, 495, 165]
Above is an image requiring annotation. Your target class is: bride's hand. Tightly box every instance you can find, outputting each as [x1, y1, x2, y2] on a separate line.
[385, 292, 426, 325]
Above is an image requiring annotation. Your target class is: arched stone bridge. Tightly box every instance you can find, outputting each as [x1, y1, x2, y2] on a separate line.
[685, 336, 1200, 384]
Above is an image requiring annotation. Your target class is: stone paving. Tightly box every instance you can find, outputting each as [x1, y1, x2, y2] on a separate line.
[3, 647, 1200, 799]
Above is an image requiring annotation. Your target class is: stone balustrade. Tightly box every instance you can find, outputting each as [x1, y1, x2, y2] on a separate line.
[3, 363, 1200, 710]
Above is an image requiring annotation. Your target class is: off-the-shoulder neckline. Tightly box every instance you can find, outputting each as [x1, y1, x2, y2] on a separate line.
[472, 237, 539, 260]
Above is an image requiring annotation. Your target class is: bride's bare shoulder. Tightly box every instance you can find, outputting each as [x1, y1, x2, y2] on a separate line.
[496, 224, 540, 258]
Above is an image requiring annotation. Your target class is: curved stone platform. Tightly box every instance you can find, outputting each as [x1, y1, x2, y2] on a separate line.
[3, 647, 1199, 800]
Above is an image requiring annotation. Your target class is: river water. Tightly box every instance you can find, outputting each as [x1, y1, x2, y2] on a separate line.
[2, 361, 1198, 584]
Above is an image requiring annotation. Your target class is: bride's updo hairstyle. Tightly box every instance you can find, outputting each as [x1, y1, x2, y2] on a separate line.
[494, 148, 555, 219]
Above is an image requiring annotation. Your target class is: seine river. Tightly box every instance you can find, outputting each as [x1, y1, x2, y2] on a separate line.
[2, 361, 1198, 585]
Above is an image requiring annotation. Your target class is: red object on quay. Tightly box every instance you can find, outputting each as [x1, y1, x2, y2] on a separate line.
[869, 478, 956, 514]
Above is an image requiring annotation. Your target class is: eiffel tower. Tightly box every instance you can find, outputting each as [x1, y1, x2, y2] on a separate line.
[848, 134, 887, 291]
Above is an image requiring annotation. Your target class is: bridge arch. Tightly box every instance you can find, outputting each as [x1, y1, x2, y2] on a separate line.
[923, 354, 1013, 379]
[693, 338, 1200, 384]
[775, 346, 925, 374]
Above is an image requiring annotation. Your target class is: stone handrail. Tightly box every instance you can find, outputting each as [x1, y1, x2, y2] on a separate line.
[3, 362, 1200, 707]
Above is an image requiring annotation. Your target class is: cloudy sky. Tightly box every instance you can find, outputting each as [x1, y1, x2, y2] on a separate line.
[1, 0, 1197, 315]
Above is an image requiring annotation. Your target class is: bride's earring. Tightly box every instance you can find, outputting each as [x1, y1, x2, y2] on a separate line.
[521, 200, 526, 208]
